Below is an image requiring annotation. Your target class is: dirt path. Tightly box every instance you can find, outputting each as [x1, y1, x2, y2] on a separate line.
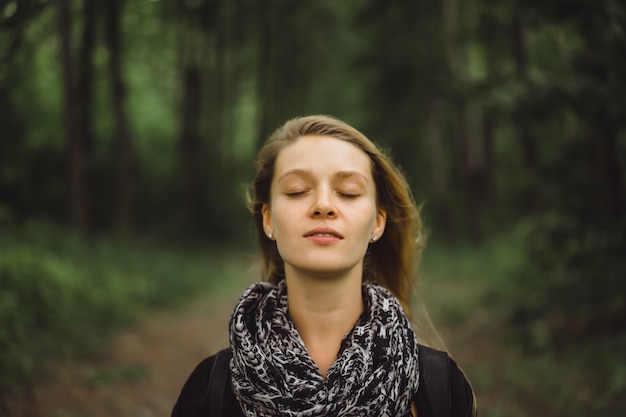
[7, 287, 246, 417]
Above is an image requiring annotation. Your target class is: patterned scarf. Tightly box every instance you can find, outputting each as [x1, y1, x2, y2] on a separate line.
[229, 280, 420, 417]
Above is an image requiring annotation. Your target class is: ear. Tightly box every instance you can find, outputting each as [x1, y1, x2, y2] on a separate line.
[373, 208, 387, 239]
[262, 204, 273, 236]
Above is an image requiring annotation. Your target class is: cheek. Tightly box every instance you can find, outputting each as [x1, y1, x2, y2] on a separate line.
[352, 205, 379, 238]
[271, 212, 282, 233]
[270, 201, 291, 234]
[363, 202, 380, 226]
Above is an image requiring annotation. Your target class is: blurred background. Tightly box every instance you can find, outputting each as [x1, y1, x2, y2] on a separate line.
[1, 0, 625, 416]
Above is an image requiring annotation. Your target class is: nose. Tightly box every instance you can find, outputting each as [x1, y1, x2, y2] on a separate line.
[310, 188, 337, 219]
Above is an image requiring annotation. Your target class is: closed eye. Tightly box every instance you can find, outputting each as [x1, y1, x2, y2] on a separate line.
[286, 190, 307, 197]
[339, 192, 360, 199]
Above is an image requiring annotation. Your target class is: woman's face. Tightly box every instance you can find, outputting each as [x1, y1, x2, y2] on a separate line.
[262, 135, 386, 279]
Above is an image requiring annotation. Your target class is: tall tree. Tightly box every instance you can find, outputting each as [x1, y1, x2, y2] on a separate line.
[178, 65, 203, 231]
[511, 13, 541, 217]
[255, 0, 274, 149]
[176, 0, 210, 233]
[56, 0, 89, 235]
[75, 0, 98, 232]
[425, 98, 455, 238]
[477, 8, 498, 225]
[442, 0, 486, 239]
[104, 0, 138, 239]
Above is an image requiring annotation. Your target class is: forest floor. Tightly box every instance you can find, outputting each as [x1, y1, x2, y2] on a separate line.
[5, 272, 498, 417]
[4, 276, 254, 417]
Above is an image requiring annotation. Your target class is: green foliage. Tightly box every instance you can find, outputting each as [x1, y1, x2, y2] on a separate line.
[1, 0, 625, 412]
[2, 0, 625, 244]
[423, 233, 626, 417]
[0, 223, 246, 396]
[418, 231, 525, 325]
[477, 335, 626, 417]
[505, 213, 625, 340]
[480, 212, 626, 417]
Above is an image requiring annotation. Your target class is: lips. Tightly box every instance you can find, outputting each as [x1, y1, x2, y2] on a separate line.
[304, 227, 344, 239]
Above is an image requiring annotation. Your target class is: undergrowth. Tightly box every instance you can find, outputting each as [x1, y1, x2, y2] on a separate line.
[419, 227, 626, 417]
[0, 222, 250, 398]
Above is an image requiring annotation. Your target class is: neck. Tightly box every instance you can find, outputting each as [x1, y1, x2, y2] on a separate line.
[285, 268, 364, 378]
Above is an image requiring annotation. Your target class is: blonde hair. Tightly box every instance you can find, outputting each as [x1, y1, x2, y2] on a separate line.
[248, 115, 424, 316]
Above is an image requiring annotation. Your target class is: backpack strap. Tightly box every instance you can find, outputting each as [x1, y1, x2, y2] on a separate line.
[419, 345, 451, 417]
[208, 348, 232, 417]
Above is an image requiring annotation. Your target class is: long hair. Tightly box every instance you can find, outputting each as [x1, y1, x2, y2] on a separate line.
[248, 115, 425, 316]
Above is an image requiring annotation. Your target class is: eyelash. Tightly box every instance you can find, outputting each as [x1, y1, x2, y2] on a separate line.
[285, 191, 360, 199]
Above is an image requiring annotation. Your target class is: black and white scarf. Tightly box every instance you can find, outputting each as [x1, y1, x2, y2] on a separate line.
[229, 280, 420, 417]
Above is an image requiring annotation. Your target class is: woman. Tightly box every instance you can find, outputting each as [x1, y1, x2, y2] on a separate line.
[172, 115, 476, 417]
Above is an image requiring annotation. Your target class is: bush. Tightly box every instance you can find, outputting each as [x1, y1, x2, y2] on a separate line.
[0, 223, 242, 396]
[497, 212, 626, 348]
[485, 213, 626, 416]
[0, 244, 98, 390]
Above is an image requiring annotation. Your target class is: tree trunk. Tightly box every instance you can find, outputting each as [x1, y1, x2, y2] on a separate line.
[481, 109, 496, 218]
[105, 0, 137, 239]
[210, 0, 225, 180]
[426, 98, 455, 239]
[463, 102, 485, 241]
[57, 0, 89, 235]
[512, 15, 541, 217]
[591, 124, 624, 223]
[255, 0, 273, 148]
[479, 12, 498, 226]
[441, 0, 459, 77]
[76, 0, 97, 232]
[442, 0, 485, 240]
[178, 65, 202, 231]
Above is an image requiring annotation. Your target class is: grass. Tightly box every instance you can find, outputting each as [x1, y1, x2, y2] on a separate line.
[0, 222, 253, 398]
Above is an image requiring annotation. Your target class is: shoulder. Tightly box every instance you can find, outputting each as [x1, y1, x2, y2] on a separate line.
[171, 349, 244, 417]
[416, 345, 476, 417]
[447, 355, 477, 417]
[171, 355, 214, 417]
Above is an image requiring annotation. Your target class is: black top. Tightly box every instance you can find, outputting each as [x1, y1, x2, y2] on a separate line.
[172, 345, 475, 417]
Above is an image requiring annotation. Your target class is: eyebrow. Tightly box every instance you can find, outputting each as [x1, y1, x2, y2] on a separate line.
[277, 169, 370, 183]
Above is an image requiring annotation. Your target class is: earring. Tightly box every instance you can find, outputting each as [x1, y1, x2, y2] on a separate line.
[268, 232, 273, 239]
[371, 235, 377, 242]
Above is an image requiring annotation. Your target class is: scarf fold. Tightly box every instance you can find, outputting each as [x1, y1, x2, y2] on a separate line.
[229, 280, 419, 417]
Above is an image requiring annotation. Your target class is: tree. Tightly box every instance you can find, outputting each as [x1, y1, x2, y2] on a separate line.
[175, 0, 212, 233]
[104, 0, 138, 239]
[57, 0, 90, 234]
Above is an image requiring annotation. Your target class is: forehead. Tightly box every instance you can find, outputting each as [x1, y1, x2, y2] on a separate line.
[273, 135, 373, 180]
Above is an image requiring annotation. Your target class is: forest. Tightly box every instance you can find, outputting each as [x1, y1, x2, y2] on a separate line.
[1, 0, 625, 416]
